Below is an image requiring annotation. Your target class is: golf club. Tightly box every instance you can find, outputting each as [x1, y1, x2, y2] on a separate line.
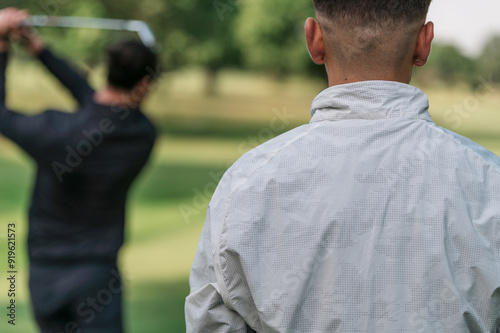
[27, 15, 157, 48]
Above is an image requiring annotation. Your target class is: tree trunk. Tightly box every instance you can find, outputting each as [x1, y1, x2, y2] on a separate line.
[205, 68, 218, 96]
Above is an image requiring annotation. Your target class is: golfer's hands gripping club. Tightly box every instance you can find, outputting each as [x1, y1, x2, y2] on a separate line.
[0, 7, 45, 54]
[0, 7, 26, 51]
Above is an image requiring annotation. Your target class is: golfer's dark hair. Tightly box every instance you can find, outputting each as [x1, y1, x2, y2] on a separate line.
[314, 0, 432, 25]
[106, 40, 158, 91]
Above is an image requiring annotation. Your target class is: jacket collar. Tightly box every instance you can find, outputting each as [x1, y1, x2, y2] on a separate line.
[310, 81, 432, 123]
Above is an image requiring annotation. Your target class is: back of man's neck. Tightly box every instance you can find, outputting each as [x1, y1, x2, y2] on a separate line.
[325, 61, 413, 87]
[327, 71, 412, 87]
[93, 86, 141, 109]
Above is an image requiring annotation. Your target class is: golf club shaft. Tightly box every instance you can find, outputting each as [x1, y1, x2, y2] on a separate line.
[27, 16, 156, 47]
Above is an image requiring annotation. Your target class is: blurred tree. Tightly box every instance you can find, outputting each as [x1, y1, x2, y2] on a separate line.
[419, 44, 478, 87]
[234, 0, 325, 80]
[154, 0, 242, 95]
[3, 0, 245, 94]
[5, 0, 330, 88]
[44, 0, 109, 65]
[478, 35, 500, 83]
[98, 0, 242, 95]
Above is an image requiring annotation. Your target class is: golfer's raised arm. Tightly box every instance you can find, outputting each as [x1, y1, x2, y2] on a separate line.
[0, 46, 7, 108]
[1, 8, 94, 106]
[0, 10, 53, 159]
[0, 8, 15, 107]
[31, 40, 95, 106]
[0, 48, 49, 161]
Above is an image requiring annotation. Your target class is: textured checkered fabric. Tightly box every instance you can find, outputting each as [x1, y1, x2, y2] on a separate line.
[185, 81, 500, 332]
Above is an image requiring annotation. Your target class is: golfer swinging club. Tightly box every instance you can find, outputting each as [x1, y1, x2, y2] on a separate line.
[0, 8, 158, 332]
[186, 0, 500, 331]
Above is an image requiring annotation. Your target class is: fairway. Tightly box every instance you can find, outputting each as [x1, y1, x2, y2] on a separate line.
[0, 63, 499, 332]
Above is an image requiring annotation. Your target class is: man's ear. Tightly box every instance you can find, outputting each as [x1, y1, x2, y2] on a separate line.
[305, 17, 326, 65]
[414, 21, 434, 67]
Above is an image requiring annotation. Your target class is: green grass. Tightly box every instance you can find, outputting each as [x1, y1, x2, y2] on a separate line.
[0, 61, 499, 332]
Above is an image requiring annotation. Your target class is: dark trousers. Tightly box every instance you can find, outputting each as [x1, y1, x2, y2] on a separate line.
[29, 262, 123, 333]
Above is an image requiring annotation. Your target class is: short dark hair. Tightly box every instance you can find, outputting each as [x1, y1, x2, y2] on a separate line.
[106, 40, 158, 91]
[314, 0, 432, 25]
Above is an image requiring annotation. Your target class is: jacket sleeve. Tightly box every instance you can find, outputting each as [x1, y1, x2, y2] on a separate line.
[0, 51, 54, 160]
[0, 52, 7, 108]
[37, 48, 95, 106]
[185, 206, 249, 333]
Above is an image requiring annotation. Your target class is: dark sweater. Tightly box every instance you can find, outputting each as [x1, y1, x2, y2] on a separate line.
[0, 49, 156, 265]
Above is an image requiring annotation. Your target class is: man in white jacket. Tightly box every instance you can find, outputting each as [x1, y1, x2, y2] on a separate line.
[186, 0, 500, 332]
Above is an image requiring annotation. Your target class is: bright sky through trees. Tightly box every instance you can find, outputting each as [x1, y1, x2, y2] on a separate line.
[427, 0, 500, 56]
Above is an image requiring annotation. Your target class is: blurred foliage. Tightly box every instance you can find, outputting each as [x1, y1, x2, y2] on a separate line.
[1, 0, 499, 89]
[478, 36, 500, 83]
[234, 0, 323, 78]
[414, 36, 500, 88]
[416, 44, 479, 87]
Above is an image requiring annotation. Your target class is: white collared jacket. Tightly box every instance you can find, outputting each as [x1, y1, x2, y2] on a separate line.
[186, 81, 500, 333]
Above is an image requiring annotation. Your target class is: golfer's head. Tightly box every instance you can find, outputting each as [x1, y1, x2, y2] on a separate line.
[306, 0, 434, 85]
[106, 40, 158, 92]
